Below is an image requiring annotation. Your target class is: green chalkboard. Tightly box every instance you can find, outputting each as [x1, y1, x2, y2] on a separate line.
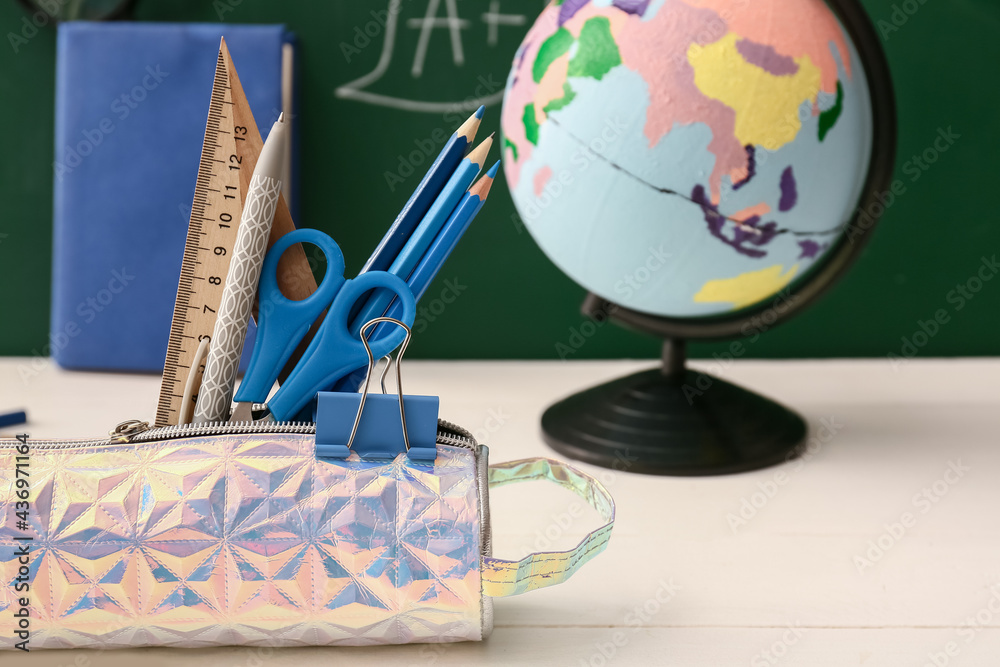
[1, 0, 998, 363]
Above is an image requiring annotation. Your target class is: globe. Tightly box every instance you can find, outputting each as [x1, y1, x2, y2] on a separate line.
[500, 0, 895, 475]
[501, 0, 874, 318]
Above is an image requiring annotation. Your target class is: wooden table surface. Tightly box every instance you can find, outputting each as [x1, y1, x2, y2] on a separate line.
[3, 357, 999, 666]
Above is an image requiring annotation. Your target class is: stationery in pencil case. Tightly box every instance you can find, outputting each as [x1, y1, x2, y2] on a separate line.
[0, 325, 615, 650]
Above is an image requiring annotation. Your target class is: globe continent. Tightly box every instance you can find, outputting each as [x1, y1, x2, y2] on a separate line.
[501, 0, 874, 317]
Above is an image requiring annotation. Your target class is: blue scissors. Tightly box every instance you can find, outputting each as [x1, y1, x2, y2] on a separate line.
[234, 228, 416, 421]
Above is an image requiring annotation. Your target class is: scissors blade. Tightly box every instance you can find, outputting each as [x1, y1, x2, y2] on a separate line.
[229, 401, 275, 423]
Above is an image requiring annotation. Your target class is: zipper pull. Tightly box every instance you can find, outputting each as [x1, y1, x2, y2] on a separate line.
[110, 419, 150, 443]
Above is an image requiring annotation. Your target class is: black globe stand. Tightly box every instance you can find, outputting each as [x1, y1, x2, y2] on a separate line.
[542, 298, 807, 476]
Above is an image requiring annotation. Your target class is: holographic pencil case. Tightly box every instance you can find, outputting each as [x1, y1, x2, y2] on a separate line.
[0, 420, 614, 650]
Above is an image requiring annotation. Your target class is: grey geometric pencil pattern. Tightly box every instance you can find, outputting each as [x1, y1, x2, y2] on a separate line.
[194, 174, 283, 423]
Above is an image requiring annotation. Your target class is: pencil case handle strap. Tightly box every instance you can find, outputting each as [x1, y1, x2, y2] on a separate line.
[482, 458, 615, 598]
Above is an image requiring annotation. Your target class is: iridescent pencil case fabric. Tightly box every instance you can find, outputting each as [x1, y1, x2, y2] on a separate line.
[0, 421, 614, 650]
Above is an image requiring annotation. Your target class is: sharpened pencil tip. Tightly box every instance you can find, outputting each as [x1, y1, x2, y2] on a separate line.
[466, 134, 494, 167]
[486, 160, 500, 178]
[469, 168, 497, 199]
[278, 112, 285, 123]
[457, 107, 486, 143]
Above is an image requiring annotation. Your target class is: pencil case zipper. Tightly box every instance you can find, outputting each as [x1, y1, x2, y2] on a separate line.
[0, 418, 478, 452]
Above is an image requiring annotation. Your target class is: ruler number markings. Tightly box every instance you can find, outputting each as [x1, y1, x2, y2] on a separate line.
[155, 50, 245, 426]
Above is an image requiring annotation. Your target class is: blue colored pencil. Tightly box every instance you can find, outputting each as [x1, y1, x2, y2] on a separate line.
[338, 163, 498, 392]
[349, 134, 494, 337]
[0, 410, 27, 429]
[396, 161, 497, 303]
[360, 106, 484, 276]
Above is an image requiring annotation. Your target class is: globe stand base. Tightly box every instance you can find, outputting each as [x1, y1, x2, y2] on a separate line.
[542, 338, 807, 476]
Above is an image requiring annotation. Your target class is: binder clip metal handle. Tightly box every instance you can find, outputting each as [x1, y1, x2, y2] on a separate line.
[348, 317, 413, 452]
[315, 318, 439, 460]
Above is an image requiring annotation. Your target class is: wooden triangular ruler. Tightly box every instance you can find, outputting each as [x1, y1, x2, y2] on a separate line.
[154, 38, 317, 427]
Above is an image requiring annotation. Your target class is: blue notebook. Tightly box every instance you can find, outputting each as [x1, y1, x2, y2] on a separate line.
[52, 22, 296, 372]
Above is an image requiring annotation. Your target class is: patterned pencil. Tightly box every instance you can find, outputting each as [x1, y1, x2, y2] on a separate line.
[194, 114, 288, 423]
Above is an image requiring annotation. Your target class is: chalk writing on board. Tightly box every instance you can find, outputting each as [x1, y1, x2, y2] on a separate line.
[336, 0, 529, 113]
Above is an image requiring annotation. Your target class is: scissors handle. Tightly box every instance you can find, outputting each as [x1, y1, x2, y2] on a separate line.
[267, 271, 417, 421]
[235, 229, 346, 404]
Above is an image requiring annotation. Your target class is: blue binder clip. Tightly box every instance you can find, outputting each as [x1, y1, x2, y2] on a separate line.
[316, 317, 438, 461]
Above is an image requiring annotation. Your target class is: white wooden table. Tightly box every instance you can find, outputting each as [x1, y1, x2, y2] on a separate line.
[3, 358, 999, 666]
